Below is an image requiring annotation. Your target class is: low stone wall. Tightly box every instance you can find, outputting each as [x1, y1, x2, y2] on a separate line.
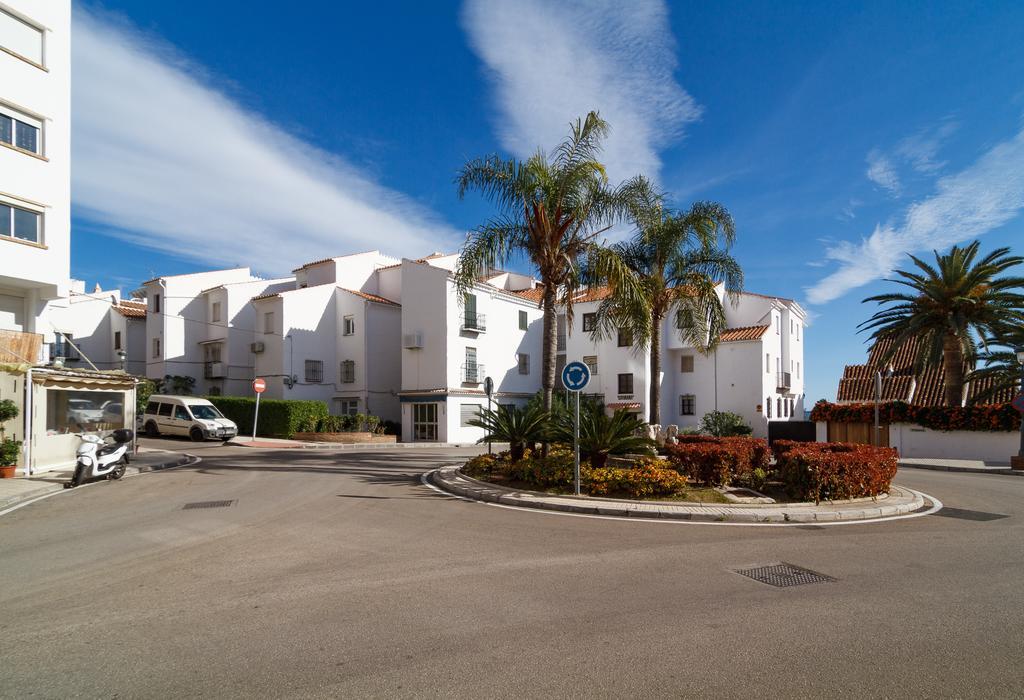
[292, 432, 397, 444]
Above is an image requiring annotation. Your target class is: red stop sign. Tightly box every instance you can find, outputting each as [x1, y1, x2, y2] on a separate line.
[252, 378, 266, 394]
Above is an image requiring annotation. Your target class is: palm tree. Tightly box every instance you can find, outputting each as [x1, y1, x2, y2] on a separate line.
[467, 404, 550, 461]
[594, 178, 742, 425]
[454, 112, 642, 415]
[554, 404, 655, 468]
[966, 325, 1024, 404]
[860, 242, 1024, 406]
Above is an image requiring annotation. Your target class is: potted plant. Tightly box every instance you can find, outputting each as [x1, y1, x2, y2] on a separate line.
[0, 398, 21, 478]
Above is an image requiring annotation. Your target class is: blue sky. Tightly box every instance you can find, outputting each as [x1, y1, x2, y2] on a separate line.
[71, 0, 1024, 404]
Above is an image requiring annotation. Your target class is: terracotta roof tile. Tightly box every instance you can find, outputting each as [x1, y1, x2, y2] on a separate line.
[251, 291, 281, 302]
[607, 401, 642, 410]
[341, 289, 400, 306]
[114, 301, 146, 318]
[719, 325, 770, 342]
[511, 287, 545, 303]
[573, 286, 614, 303]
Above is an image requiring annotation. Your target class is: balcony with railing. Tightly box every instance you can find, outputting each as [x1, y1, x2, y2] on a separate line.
[461, 312, 487, 333]
[777, 371, 792, 391]
[461, 363, 485, 384]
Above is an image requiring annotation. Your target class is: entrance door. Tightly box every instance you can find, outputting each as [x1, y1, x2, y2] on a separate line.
[413, 403, 438, 441]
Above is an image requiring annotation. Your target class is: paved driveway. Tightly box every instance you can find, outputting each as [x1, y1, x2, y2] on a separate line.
[0, 447, 1021, 698]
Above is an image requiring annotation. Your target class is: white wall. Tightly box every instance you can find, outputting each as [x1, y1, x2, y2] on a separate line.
[0, 0, 71, 337]
[889, 424, 1019, 463]
[363, 301, 401, 422]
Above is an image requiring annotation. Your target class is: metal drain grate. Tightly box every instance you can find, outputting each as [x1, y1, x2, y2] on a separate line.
[933, 507, 1008, 522]
[182, 500, 235, 510]
[734, 562, 835, 588]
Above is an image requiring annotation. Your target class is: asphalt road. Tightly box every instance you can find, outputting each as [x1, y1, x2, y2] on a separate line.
[1, 444, 1021, 698]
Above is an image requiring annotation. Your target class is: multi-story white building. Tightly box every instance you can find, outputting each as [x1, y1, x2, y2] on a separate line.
[251, 251, 404, 421]
[42, 281, 146, 374]
[0, 0, 70, 349]
[561, 287, 807, 439]
[398, 255, 544, 443]
[141, 268, 293, 392]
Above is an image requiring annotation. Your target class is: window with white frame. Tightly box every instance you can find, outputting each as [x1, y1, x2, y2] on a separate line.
[775, 316, 780, 334]
[340, 360, 355, 383]
[0, 102, 42, 155]
[796, 323, 800, 340]
[335, 398, 358, 416]
[114, 331, 122, 351]
[263, 311, 274, 334]
[679, 394, 696, 416]
[343, 315, 355, 336]
[211, 301, 222, 323]
[681, 355, 694, 373]
[582, 313, 597, 333]
[0, 8, 44, 67]
[765, 353, 770, 373]
[617, 327, 633, 347]
[460, 403, 481, 427]
[766, 396, 772, 418]
[0, 199, 41, 244]
[152, 294, 161, 313]
[797, 361, 801, 378]
[618, 373, 633, 395]
[517, 353, 530, 375]
[305, 359, 323, 383]
[152, 336, 161, 358]
[518, 310, 528, 331]
[583, 355, 598, 375]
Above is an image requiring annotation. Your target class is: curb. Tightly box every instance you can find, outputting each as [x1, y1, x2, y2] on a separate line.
[899, 462, 1024, 477]
[428, 467, 928, 524]
[227, 441, 479, 451]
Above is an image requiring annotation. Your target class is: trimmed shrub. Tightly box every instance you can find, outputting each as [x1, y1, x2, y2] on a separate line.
[771, 439, 807, 460]
[205, 396, 328, 438]
[776, 442, 898, 503]
[665, 437, 770, 487]
[585, 458, 687, 499]
[699, 410, 754, 437]
[809, 400, 1020, 432]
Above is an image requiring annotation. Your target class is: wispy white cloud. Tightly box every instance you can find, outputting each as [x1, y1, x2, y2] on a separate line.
[838, 198, 862, 221]
[895, 119, 958, 175]
[806, 125, 1024, 304]
[865, 149, 901, 195]
[460, 0, 700, 185]
[72, 8, 459, 276]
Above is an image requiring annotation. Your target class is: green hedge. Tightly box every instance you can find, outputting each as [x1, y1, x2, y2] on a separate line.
[205, 396, 329, 438]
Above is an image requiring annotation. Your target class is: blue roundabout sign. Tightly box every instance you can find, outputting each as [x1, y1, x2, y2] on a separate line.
[561, 361, 591, 392]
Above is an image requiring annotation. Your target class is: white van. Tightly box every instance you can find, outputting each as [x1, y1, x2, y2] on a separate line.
[142, 395, 238, 442]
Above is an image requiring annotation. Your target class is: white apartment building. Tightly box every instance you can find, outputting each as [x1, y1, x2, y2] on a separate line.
[252, 251, 404, 421]
[141, 268, 292, 392]
[562, 287, 807, 439]
[398, 255, 544, 443]
[42, 281, 146, 374]
[0, 0, 71, 350]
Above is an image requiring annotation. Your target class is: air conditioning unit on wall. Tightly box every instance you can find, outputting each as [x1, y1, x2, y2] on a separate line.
[402, 332, 423, 349]
[250, 341, 265, 353]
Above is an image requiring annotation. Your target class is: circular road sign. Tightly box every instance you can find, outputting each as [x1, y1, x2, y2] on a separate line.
[252, 377, 267, 394]
[561, 361, 591, 392]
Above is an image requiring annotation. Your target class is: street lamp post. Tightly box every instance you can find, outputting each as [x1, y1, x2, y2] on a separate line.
[874, 366, 893, 447]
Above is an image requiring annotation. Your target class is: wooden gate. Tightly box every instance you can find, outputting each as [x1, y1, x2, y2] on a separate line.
[827, 421, 889, 447]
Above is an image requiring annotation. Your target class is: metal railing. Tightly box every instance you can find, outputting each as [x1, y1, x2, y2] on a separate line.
[777, 371, 792, 390]
[461, 363, 485, 384]
[462, 312, 487, 332]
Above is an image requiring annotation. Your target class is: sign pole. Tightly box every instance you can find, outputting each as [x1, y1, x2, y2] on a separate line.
[574, 389, 580, 496]
[251, 377, 266, 442]
[252, 391, 261, 442]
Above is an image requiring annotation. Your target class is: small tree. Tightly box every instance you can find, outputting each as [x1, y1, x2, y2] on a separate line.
[699, 410, 753, 437]
[468, 404, 550, 461]
[555, 405, 655, 468]
[0, 398, 21, 467]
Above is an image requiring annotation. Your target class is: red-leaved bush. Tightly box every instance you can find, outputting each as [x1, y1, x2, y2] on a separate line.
[665, 437, 770, 487]
[809, 400, 1020, 432]
[776, 441, 898, 503]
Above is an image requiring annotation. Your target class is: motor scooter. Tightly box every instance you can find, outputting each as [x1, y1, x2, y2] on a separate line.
[65, 429, 134, 488]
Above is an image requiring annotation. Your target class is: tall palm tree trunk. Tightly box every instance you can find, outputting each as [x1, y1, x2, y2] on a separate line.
[942, 332, 965, 407]
[541, 285, 558, 413]
[649, 311, 663, 426]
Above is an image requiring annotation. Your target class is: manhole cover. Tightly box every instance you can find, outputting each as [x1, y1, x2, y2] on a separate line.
[733, 563, 835, 587]
[933, 508, 1008, 522]
[182, 500, 235, 510]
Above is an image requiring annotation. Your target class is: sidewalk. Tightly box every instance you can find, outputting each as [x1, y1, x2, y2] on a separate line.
[899, 457, 1024, 476]
[0, 449, 199, 512]
[429, 467, 930, 524]
[227, 436, 480, 450]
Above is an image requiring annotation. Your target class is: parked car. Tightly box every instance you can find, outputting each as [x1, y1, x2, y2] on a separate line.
[66, 398, 104, 425]
[101, 401, 124, 425]
[142, 395, 238, 442]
